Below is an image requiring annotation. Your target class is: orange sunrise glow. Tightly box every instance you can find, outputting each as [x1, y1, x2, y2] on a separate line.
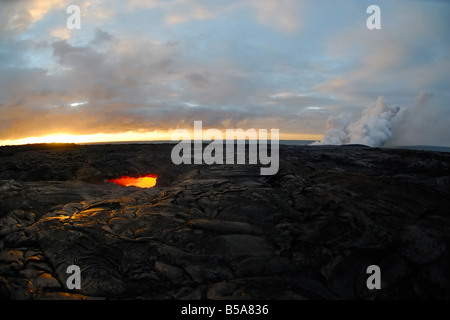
[0, 132, 174, 146]
[0, 132, 323, 147]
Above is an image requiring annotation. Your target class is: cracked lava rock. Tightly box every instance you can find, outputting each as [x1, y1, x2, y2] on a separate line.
[1, 143, 450, 299]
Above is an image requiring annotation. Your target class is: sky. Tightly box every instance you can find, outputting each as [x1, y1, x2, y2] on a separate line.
[0, 0, 449, 146]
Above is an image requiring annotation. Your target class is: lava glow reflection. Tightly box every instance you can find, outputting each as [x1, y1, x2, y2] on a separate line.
[107, 174, 158, 188]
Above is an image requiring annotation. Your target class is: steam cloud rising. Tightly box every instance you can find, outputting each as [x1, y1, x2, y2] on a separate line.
[312, 93, 440, 148]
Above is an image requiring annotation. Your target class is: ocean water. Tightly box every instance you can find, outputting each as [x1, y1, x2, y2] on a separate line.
[394, 145, 450, 153]
[81, 140, 316, 146]
[80, 140, 450, 153]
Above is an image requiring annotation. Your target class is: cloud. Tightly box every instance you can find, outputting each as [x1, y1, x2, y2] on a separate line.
[126, 0, 180, 10]
[125, 0, 304, 32]
[0, 27, 285, 140]
[165, 2, 214, 24]
[249, 0, 303, 33]
[50, 27, 71, 40]
[1, 0, 449, 145]
[0, 0, 69, 36]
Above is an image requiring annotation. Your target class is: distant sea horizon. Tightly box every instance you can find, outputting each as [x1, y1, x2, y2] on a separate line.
[78, 140, 450, 153]
[2, 140, 449, 153]
[79, 139, 317, 146]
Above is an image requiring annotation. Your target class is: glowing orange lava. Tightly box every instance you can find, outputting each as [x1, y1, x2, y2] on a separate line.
[107, 174, 158, 188]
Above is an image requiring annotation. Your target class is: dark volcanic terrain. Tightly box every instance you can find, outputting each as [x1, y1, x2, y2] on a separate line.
[1, 143, 449, 299]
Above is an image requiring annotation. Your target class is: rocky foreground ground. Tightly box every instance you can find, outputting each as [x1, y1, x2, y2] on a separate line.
[0, 143, 449, 300]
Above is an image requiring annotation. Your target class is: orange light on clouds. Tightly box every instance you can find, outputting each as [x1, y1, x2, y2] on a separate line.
[0, 131, 323, 146]
[107, 174, 158, 188]
[0, 131, 174, 146]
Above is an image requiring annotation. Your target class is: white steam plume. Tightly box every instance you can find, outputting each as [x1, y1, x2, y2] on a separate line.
[312, 96, 401, 147]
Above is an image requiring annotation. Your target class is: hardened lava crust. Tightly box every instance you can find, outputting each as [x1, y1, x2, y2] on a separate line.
[1, 143, 449, 299]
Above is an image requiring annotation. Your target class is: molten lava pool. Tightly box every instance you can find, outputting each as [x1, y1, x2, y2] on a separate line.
[107, 174, 158, 188]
